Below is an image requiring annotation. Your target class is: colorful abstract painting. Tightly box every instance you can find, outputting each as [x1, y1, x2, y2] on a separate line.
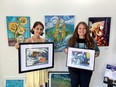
[88, 17, 111, 46]
[6, 79, 24, 87]
[71, 51, 90, 66]
[26, 47, 49, 66]
[6, 16, 31, 46]
[45, 15, 74, 52]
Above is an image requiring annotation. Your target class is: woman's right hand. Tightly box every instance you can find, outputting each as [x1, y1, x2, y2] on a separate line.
[64, 48, 68, 54]
[15, 42, 19, 49]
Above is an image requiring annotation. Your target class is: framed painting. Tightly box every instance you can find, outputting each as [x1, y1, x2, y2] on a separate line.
[45, 15, 74, 52]
[6, 16, 31, 46]
[104, 64, 116, 86]
[88, 17, 111, 46]
[67, 47, 95, 71]
[4, 76, 25, 87]
[48, 71, 71, 87]
[18, 42, 54, 73]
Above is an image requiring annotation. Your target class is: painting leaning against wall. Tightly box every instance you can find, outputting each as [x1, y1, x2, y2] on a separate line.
[4, 76, 25, 87]
[48, 71, 71, 87]
[6, 16, 31, 46]
[45, 15, 75, 52]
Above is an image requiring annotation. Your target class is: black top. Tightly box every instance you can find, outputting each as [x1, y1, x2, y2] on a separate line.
[76, 38, 86, 49]
[77, 38, 86, 43]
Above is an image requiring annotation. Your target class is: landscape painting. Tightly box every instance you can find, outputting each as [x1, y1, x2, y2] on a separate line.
[45, 15, 74, 52]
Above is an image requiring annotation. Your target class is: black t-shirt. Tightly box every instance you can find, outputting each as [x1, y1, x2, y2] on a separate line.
[77, 38, 86, 49]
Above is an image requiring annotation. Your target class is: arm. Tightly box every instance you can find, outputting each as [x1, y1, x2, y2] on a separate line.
[64, 38, 70, 55]
[94, 40, 100, 57]
[64, 48, 68, 54]
[15, 42, 19, 49]
[15, 38, 30, 49]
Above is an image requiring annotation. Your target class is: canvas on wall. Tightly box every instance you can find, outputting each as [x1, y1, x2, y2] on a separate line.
[6, 16, 31, 46]
[45, 15, 74, 52]
[88, 17, 111, 46]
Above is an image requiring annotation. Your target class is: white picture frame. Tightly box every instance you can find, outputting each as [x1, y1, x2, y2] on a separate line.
[67, 47, 95, 71]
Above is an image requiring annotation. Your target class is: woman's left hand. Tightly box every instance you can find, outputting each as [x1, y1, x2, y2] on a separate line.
[95, 51, 100, 58]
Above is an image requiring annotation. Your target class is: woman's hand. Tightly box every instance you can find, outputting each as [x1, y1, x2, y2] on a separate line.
[15, 42, 19, 49]
[95, 51, 100, 58]
[64, 48, 68, 54]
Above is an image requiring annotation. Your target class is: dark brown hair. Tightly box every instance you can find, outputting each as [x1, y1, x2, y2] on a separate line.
[30, 21, 44, 36]
[69, 21, 95, 49]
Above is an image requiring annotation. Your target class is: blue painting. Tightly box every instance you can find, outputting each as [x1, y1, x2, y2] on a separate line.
[6, 16, 31, 46]
[71, 51, 90, 66]
[45, 15, 74, 52]
[49, 71, 71, 87]
[26, 47, 49, 66]
[6, 80, 24, 87]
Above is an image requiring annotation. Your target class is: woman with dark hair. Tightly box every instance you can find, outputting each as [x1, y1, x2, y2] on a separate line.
[64, 21, 100, 87]
[15, 21, 48, 87]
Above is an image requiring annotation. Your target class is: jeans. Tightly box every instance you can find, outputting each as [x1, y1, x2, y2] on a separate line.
[68, 67, 93, 87]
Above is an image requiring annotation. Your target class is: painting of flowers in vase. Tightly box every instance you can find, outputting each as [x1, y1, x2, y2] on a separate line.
[6, 16, 31, 46]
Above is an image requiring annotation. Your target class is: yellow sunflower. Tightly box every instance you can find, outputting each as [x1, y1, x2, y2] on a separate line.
[19, 17, 27, 25]
[8, 22, 18, 33]
[17, 26, 26, 34]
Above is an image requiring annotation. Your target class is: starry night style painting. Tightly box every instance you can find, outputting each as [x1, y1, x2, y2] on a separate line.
[45, 15, 74, 52]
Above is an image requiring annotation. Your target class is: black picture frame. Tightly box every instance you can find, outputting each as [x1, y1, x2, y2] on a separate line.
[18, 42, 54, 73]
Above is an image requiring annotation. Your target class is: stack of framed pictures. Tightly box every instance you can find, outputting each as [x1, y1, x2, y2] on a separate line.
[104, 64, 116, 86]
[66, 47, 95, 71]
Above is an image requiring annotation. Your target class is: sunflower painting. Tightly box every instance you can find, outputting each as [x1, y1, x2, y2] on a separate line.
[6, 16, 31, 46]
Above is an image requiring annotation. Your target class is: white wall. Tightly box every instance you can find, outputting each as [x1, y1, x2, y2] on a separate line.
[0, 0, 116, 87]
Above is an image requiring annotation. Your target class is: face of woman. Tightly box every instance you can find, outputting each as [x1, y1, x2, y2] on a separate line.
[77, 24, 87, 38]
[33, 24, 43, 36]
